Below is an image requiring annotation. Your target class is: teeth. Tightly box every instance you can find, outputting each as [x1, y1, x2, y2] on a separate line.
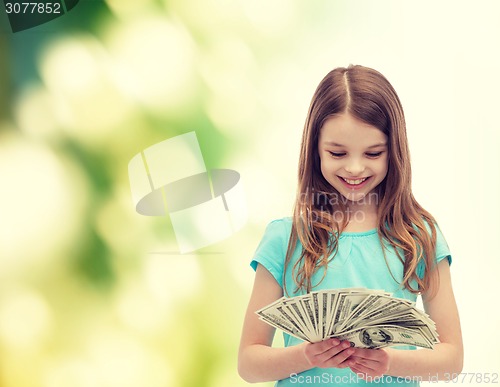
[342, 177, 367, 185]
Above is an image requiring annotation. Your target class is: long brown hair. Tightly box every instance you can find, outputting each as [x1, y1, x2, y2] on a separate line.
[285, 65, 438, 296]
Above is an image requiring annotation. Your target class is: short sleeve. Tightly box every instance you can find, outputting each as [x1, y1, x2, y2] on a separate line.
[250, 219, 291, 288]
[435, 224, 452, 265]
[417, 222, 452, 278]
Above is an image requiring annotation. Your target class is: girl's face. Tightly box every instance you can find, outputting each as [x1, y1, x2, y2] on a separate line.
[318, 113, 389, 204]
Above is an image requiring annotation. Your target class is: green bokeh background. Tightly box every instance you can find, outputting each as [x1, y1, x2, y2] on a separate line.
[1, 1, 500, 386]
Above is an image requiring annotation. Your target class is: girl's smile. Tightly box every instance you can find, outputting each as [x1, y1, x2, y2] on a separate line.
[338, 175, 372, 189]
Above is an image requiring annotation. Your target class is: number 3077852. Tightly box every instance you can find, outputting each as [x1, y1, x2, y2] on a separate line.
[5, 2, 62, 14]
[445, 373, 499, 384]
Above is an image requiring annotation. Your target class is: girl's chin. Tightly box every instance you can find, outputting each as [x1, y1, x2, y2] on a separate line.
[339, 189, 379, 204]
[341, 193, 367, 203]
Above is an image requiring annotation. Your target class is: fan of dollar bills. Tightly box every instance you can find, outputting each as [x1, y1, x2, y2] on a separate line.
[256, 288, 438, 349]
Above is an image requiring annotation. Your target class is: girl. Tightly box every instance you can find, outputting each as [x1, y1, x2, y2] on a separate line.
[238, 65, 463, 386]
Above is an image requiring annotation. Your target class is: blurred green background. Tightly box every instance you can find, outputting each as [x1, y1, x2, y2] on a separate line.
[1, 1, 499, 386]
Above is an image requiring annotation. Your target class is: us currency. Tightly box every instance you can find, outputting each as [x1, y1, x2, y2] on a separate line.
[256, 299, 309, 341]
[337, 293, 392, 332]
[300, 295, 320, 341]
[283, 299, 312, 338]
[332, 325, 434, 349]
[332, 290, 390, 334]
[256, 288, 439, 349]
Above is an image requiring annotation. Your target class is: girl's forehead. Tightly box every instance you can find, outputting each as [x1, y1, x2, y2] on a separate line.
[319, 114, 387, 146]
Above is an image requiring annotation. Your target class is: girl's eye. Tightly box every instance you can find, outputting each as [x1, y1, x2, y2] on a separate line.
[328, 151, 346, 158]
[365, 152, 383, 158]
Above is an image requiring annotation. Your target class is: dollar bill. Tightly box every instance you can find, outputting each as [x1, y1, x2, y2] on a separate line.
[256, 288, 439, 348]
[332, 325, 434, 349]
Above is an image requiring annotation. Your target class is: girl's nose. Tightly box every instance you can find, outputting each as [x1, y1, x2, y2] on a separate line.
[345, 160, 365, 176]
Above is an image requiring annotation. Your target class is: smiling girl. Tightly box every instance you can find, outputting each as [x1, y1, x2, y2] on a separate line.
[238, 65, 463, 386]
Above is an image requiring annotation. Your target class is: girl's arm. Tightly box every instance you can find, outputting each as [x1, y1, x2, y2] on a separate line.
[348, 259, 464, 380]
[238, 264, 354, 383]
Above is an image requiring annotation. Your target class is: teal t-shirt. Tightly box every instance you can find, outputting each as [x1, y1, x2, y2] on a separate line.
[250, 217, 451, 387]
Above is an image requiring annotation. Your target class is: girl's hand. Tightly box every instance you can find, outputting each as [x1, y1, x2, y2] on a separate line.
[348, 348, 391, 380]
[302, 338, 355, 369]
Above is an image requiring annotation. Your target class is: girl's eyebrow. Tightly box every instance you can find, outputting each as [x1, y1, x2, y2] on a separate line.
[324, 141, 387, 148]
